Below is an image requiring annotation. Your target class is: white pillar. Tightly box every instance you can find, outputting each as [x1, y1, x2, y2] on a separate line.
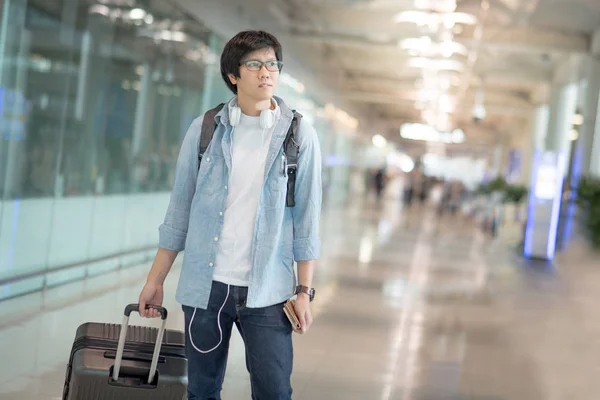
[524, 105, 550, 185]
[586, 30, 600, 177]
[532, 105, 550, 150]
[492, 143, 503, 177]
[575, 58, 599, 176]
[590, 101, 600, 177]
[132, 63, 152, 158]
[545, 83, 578, 174]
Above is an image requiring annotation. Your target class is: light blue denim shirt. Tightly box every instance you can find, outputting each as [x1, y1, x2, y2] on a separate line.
[158, 96, 322, 309]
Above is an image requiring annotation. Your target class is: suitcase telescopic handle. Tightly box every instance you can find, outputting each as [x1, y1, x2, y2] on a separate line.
[125, 303, 168, 320]
[112, 303, 167, 384]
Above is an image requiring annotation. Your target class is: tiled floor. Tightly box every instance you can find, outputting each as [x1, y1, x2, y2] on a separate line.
[1, 199, 599, 399]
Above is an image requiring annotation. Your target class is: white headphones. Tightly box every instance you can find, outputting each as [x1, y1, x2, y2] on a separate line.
[228, 98, 278, 129]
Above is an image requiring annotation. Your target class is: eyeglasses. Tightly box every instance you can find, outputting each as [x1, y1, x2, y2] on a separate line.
[240, 60, 283, 72]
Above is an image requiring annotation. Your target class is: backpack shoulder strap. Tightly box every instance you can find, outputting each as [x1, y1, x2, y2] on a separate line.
[198, 103, 225, 170]
[284, 111, 302, 207]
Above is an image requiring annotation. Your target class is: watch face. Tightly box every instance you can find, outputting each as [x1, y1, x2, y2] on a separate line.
[296, 285, 315, 300]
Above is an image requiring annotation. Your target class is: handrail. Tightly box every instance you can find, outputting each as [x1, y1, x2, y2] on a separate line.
[0, 246, 156, 286]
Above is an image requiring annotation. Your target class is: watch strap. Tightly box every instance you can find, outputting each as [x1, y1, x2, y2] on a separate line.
[295, 285, 315, 301]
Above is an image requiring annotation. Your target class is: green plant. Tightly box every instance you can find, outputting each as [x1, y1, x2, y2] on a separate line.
[576, 175, 600, 248]
[503, 184, 528, 204]
[488, 176, 508, 193]
[476, 176, 507, 196]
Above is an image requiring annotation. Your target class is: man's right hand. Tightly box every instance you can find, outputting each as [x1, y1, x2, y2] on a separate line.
[138, 282, 164, 318]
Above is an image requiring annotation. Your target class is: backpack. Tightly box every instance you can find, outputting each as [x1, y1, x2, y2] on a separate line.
[197, 103, 302, 207]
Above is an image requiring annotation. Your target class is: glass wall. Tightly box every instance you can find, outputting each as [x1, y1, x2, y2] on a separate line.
[0, 0, 224, 299]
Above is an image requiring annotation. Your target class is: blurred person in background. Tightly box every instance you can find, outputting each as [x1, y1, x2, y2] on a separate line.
[374, 167, 387, 201]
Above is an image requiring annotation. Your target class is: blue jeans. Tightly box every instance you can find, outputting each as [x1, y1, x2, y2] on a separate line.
[182, 281, 293, 400]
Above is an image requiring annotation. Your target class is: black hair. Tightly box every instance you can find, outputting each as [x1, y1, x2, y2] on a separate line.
[220, 30, 283, 94]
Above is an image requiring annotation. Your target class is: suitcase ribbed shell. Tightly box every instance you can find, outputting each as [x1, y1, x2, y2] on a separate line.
[64, 322, 187, 400]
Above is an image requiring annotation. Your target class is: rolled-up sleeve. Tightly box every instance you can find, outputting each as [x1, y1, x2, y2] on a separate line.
[158, 116, 203, 252]
[291, 119, 322, 261]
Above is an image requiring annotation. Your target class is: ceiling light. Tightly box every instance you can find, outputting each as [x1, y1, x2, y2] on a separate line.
[394, 10, 430, 25]
[129, 8, 146, 20]
[400, 123, 465, 144]
[569, 129, 579, 141]
[451, 129, 465, 143]
[472, 103, 486, 120]
[400, 36, 432, 50]
[373, 134, 388, 148]
[89, 5, 110, 16]
[408, 58, 464, 71]
[388, 153, 416, 173]
[401, 38, 468, 57]
[440, 40, 468, 57]
[154, 30, 187, 42]
[449, 12, 478, 25]
[358, 236, 373, 264]
[441, 43, 453, 57]
[439, 95, 454, 112]
[400, 157, 415, 173]
[573, 113, 584, 125]
[394, 11, 477, 26]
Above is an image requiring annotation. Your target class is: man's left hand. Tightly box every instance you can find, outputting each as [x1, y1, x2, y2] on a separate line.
[293, 294, 313, 334]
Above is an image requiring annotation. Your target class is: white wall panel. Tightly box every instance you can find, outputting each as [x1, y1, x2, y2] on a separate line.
[46, 198, 95, 268]
[0, 198, 54, 278]
[0, 192, 171, 287]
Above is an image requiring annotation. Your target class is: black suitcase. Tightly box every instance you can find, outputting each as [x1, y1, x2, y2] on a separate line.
[63, 304, 188, 399]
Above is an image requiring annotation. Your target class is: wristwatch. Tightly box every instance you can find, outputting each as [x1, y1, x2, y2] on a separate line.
[295, 285, 315, 302]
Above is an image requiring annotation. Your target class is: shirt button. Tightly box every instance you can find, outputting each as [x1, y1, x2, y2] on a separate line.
[209, 262, 214, 267]
[214, 236, 219, 241]
[224, 186, 228, 190]
[219, 212, 223, 216]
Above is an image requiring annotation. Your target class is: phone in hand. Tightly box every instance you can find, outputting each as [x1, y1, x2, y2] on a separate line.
[283, 299, 301, 332]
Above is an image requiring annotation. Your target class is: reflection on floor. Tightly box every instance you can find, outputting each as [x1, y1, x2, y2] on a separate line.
[1, 199, 598, 399]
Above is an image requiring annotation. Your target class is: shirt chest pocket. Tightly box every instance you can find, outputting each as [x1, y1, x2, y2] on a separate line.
[268, 152, 288, 193]
[197, 153, 226, 196]
[265, 158, 289, 211]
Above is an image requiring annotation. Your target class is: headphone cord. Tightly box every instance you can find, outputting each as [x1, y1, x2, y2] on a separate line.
[188, 284, 230, 354]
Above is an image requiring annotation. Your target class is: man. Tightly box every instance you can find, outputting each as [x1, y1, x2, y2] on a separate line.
[137, 30, 322, 400]
[374, 167, 386, 201]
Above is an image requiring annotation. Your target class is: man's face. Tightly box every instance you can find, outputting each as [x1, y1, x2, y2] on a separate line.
[229, 47, 280, 103]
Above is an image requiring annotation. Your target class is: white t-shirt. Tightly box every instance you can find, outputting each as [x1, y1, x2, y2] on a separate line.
[212, 110, 277, 286]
